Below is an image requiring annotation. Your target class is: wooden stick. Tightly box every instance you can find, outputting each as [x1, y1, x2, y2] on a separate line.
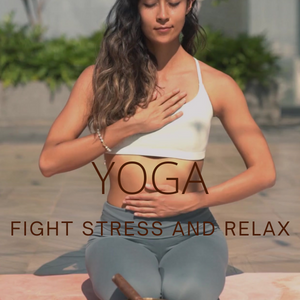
[112, 273, 144, 300]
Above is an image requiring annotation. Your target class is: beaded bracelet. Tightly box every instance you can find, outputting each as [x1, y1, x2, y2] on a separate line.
[96, 128, 111, 152]
[97, 128, 111, 166]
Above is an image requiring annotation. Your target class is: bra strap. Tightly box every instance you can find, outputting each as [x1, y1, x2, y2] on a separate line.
[194, 57, 203, 86]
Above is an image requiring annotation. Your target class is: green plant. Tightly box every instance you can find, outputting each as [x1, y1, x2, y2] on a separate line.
[211, 0, 229, 7]
[0, 12, 282, 94]
[0, 12, 102, 94]
[195, 26, 282, 91]
[0, 12, 45, 85]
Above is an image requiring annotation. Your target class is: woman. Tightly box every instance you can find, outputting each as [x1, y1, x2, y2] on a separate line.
[39, 0, 276, 299]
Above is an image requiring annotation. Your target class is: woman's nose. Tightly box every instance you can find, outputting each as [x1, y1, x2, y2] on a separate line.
[156, 4, 170, 21]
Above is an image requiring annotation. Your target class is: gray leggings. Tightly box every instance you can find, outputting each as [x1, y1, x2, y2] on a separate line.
[85, 201, 228, 300]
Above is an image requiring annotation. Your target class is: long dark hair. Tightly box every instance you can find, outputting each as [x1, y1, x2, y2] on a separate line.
[87, 0, 207, 136]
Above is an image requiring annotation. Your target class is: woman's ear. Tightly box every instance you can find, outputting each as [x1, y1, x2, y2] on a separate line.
[186, 0, 195, 15]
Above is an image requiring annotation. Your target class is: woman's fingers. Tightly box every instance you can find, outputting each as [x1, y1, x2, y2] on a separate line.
[150, 90, 158, 101]
[158, 89, 181, 105]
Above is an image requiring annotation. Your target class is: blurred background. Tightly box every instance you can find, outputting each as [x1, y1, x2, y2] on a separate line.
[1, 0, 300, 128]
[0, 0, 299, 279]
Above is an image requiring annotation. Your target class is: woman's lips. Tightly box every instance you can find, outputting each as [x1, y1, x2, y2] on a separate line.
[155, 27, 172, 32]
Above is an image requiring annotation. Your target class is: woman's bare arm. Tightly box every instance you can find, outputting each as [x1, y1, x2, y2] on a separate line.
[38, 65, 138, 177]
[182, 72, 276, 212]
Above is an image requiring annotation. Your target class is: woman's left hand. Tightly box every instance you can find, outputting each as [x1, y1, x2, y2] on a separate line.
[123, 183, 187, 218]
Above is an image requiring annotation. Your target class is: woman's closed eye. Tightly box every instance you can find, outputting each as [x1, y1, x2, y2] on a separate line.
[144, 2, 181, 8]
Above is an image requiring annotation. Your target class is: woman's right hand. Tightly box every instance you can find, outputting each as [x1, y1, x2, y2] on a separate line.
[131, 89, 187, 134]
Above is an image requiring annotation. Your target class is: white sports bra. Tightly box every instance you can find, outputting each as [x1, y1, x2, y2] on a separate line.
[106, 57, 213, 161]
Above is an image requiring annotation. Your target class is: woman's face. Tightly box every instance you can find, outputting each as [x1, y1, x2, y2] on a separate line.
[138, 0, 194, 45]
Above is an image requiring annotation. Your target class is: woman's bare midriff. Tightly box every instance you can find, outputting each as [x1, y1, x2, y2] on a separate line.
[101, 59, 213, 209]
[104, 153, 205, 209]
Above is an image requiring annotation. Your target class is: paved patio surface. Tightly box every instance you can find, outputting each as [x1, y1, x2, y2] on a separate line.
[0, 117, 300, 276]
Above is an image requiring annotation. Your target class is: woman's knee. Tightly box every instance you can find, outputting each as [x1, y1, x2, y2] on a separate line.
[160, 231, 228, 300]
[90, 271, 162, 300]
[85, 237, 162, 299]
[123, 275, 162, 299]
[162, 276, 225, 300]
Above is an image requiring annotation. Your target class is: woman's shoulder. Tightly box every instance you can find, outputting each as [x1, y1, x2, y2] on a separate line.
[74, 65, 95, 89]
[195, 58, 241, 117]
[195, 58, 230, 84]
[79, 65, 95, 80]
[73, 65, 96, 99]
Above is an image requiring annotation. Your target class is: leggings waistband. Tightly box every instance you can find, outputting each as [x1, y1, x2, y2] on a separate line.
[89, 201, 220, 240]
[103, 201, 212, 221]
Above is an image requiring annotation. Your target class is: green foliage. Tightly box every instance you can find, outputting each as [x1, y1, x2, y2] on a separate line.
[211, 0, 229, 7]
[0, 12, 102, 93]
[0, 12, 45, 86]
[195, 26, 282, 91]
[0, 12, 281, 94]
